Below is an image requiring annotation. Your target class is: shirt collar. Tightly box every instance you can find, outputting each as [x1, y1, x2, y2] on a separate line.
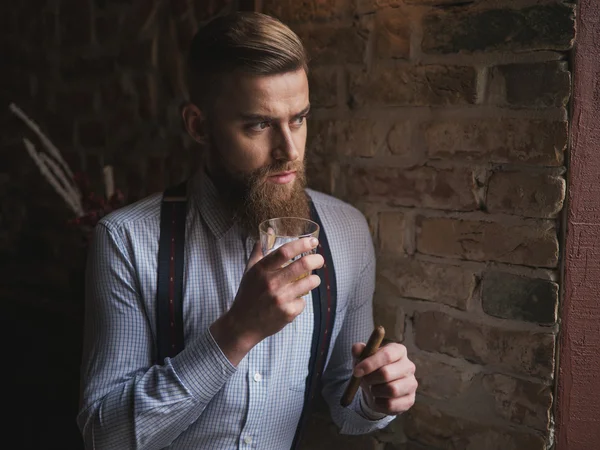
[190, 170, 237, 240]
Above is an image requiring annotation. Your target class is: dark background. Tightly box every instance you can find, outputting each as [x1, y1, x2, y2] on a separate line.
[1, 1, 238, 448]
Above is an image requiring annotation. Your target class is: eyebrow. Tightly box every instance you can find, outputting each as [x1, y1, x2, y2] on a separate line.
[239, 104, 311, 122]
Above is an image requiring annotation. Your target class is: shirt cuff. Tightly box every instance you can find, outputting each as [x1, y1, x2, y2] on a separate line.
[169, 327, 237, 404]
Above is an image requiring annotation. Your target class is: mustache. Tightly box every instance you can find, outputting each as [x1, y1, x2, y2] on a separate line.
[251, 161, 304, 180]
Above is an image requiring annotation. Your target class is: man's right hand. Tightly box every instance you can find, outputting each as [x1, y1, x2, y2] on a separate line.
[209, 237, 324, 366]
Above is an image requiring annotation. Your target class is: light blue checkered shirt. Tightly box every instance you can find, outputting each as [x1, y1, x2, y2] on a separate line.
[77, 172, 394, 449]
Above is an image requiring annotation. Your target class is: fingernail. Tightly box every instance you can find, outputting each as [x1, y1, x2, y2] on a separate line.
[354, 368, 364, 378]
[310, 238, 318, 247]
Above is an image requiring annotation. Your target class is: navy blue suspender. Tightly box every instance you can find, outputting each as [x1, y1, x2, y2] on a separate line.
[156, 182, 337, 449]
[156, 182, 187, 363]
[290, 200, 338, 450]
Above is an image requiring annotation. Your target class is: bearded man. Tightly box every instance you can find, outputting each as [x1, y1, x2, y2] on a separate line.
[77, 12, 417, 450]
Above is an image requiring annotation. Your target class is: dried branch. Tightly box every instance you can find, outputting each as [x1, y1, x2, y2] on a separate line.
[9, 103, 75, 179]
[23, 138, 84, 217]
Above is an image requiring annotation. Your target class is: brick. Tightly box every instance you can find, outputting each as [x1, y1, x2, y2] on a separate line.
[377, 257, 476, 310]
[297, 26, 366, 65]
[60, 55, 116, 82]
[373, 300, 405, 342]
[482, 272, 558, 324]
[309, 119, 413, 159]
[262, 0, 352, 23]
[176, 14, 198, 52]
[195, 0, 234, 22]
[55, 88, 96, 115]
[488, 62, 571, 107]
[385, 443, 434, 450]
[346, 167, 477, 211]
[482, 373, 552, 432]
[58, 0, 92, 47]
[170, 0, 192, 18]
[414, 311, 555, 378]
[387, 121, 412, 156]
[77, 120, 106, 148]
[135, 74, 159, 120]
[95, 13, 120, 46]
[486, 172, 565, 218]
[378, 212, 405, 255]
[105, 103, 140, 136]
[404, 0, 482, 3]
[306, 159, 335, 195]
[405, 403, 546, 450]
[356, 0, 402, 15]
[42, 11, 58, 46]
[119, 39, 157, 69]
[374, 7, 410, 60]
[422, 3, 575, 54]
[411, 353, 478, 400]
[42, 114, 75, 148]
[119, 0, 160, 40]
[349, 66, 476, 107]
[100, 78, 130, 110]
[416, 217, 559, 267]
[424, 119, 567, 166]
[307, 119, 387, 158]
[299, 415, 379, 449]
[308, 67, 337, 108]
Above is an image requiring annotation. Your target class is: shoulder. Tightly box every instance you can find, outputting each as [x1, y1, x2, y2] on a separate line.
[307, 188, 369, 237]
[98, 192, 163, 235]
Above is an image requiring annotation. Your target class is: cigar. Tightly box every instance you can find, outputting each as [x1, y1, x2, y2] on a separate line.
[340, 325, 385, 407]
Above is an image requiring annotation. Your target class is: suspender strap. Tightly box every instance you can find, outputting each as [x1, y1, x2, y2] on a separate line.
[156, 182, 187, 365]
[291, 200, 338, 450]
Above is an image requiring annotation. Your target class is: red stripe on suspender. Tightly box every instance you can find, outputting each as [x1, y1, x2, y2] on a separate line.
[168, 204, 177, 354]
[318, 244, 333, 374]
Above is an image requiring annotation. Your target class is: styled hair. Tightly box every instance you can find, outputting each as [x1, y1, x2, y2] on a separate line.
[187, 12, 309, 107]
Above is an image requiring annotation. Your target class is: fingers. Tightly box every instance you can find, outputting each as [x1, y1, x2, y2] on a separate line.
[363, 356, 416, 385]
[279, 253, 324, 283]
[261, 237, 319, 271]
[285, 273, 322, 299]
[369, 375, 418, 399]
[245, 241, 264, 273]
[352, 343, 366, 360]
[371, 392, 416, 414]
[354, 344, 408, 378]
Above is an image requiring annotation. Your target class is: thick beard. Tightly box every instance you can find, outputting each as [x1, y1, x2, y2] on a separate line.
[208, 145, 309, 239]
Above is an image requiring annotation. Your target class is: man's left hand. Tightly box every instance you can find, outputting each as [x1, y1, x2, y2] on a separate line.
[351, 342, 418, 415]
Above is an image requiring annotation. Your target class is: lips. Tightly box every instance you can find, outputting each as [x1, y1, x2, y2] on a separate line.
[268, 170, 296, 184]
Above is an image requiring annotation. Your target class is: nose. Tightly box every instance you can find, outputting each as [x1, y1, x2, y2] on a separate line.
[272, 124, 299, 162]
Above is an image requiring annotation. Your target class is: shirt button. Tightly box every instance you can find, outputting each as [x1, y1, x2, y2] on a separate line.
[244, 435, 253, 445]
[253, 372, 262, 382]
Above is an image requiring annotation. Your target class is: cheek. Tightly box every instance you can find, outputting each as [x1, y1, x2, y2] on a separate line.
[294, 127, 307, 159]
[214, 124, 271, 172]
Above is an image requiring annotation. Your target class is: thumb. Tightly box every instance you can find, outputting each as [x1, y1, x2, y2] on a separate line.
[352, 342, 366, 363]
[245, 241, 264, 273]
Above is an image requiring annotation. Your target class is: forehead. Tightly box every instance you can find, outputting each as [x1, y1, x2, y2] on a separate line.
[215, 69, 309, 117]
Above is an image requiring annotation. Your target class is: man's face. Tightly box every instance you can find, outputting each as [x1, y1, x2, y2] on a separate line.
[203, 68, 311, 233]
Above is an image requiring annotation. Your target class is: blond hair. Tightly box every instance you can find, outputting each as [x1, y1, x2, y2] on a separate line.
[187, 12, 308, 107]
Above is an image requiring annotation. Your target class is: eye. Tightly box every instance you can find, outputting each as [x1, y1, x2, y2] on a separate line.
[291, 115, 308, 128]
[248, 121, 270, 132]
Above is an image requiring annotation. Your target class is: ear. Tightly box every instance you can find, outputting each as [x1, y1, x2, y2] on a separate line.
[181, 102, 207, 144]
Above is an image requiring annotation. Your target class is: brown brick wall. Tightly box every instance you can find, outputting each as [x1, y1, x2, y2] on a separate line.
[258, 0, 575, 448]
[0, 0, 575, 448]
